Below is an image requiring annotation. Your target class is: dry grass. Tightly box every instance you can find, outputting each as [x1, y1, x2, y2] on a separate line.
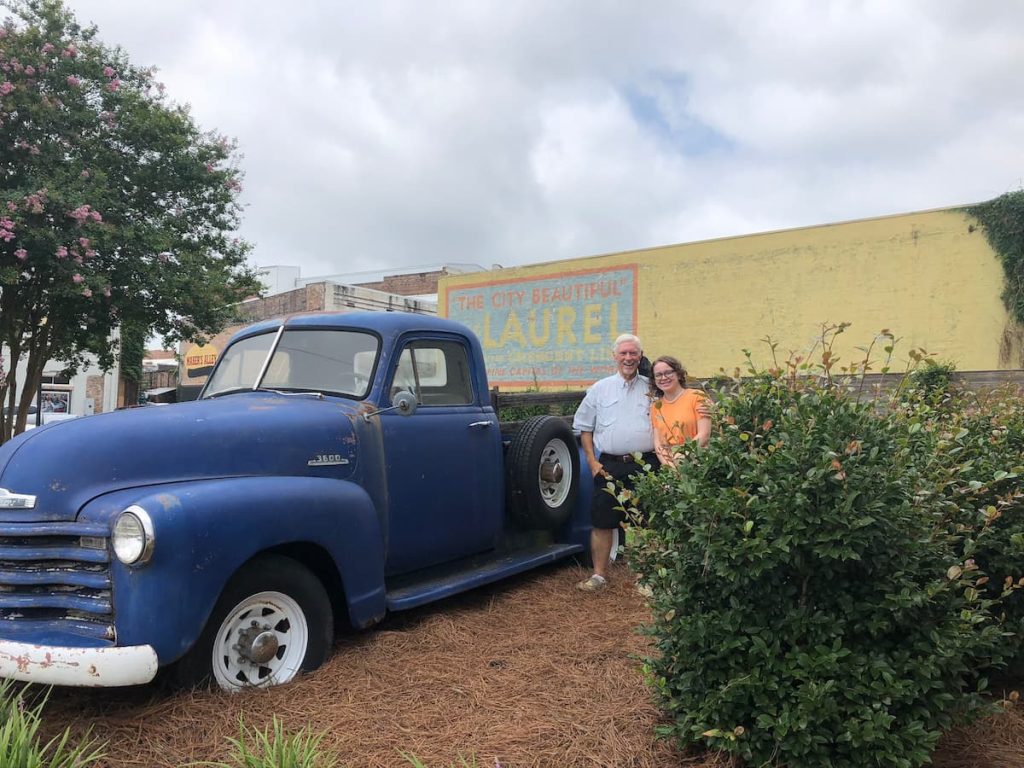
[933, 707, 1024, 768]
[36, 560, 1023, 768]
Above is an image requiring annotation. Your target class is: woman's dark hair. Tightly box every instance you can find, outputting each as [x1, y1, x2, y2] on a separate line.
[648, 355, 688, 397]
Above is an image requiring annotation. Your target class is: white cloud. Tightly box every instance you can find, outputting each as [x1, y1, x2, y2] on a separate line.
[52, 0, 1024, 277]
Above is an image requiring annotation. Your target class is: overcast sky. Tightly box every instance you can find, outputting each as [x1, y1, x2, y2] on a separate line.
[63, 0, 1024, 280]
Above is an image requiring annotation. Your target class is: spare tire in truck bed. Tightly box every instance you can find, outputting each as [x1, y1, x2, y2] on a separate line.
[506, 415, 580, 530]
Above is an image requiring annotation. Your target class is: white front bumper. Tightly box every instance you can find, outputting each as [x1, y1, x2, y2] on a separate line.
[0, 640, 158, 687]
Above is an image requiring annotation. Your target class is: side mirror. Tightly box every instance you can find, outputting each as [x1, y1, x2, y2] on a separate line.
[362, 391, 418, 421]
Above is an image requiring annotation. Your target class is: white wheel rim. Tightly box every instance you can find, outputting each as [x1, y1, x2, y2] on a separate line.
[538, 438, 572, 508]
[211, 590, 309, 692]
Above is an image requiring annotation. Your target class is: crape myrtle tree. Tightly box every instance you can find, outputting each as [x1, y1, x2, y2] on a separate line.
[0, 0, 261, 439]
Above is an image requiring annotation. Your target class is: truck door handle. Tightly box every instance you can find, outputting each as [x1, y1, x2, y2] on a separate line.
[468, 420, 494, 428]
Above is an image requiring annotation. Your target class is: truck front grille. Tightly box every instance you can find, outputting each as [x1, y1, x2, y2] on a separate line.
[0, 521, 113, 642]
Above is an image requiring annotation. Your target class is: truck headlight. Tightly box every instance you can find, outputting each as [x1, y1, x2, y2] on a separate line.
[112, 506, 155, 565]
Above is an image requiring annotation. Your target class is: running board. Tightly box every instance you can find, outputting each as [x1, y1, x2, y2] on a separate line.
[385, 542, 583, 612]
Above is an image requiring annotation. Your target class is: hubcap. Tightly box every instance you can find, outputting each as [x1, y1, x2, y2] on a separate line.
[235, 620, 281, 665]
[539, 461, 563, 483]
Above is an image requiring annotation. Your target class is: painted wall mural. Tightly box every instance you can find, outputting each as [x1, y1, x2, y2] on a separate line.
[446, 265, 637, 388]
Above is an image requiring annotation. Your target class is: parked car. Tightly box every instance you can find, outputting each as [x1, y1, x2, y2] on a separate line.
[0, 312, 589, 691]
[1, 405, 80, 430]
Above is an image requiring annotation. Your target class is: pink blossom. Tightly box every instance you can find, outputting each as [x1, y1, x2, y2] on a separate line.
[11, 61, 21, 73]
[5, 202, 15, 212]
[82, 288, 92, 298]
[41, 42, 54, 54]
[103, 66, 115, 78]
[14, 248, 26, 261]
[72, 273, 83, 283]
[62, 45, 78, 58]
[103, 286, 111, 297]
[105, 79, 119, 93]
[85, 248, 96, 259]
[0, 217, 14, 242]
[0, 82, 13, 96]
[68, 205, 102, 224]
[55, 246, 68, 259]
[78, 237, 90, 248]
[204, 162, 215, 173]
[24, 193, 44, 214]
[24, 65, 34, 76]
[66, 75, 80, 87]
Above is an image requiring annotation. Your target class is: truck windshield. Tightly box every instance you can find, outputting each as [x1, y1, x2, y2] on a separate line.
[203, 329, 379, 399]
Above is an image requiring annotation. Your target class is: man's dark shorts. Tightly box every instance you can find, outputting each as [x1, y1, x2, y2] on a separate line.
[591, 452, 658, 529]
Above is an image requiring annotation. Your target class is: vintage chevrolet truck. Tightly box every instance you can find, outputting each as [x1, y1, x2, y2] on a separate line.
[0, 312, 590, 691]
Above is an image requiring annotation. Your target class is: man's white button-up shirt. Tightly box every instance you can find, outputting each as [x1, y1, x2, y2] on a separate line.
[572, 373, 654, 456]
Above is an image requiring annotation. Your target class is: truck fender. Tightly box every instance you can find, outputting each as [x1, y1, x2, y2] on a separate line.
[79, 476, 386, 667]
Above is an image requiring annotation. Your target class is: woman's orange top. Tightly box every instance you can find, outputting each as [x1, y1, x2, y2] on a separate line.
[650, 388, 709, 447]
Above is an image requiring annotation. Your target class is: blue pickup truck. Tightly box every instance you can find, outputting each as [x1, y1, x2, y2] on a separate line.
[0, 312, 590, 691]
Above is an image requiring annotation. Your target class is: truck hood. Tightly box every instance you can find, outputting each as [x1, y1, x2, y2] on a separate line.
[0, 393, 365, 522]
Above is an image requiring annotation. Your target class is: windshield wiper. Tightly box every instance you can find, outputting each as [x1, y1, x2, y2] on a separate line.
[205, 387, 325, 400]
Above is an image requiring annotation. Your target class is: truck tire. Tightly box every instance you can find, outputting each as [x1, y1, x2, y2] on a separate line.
[507, 415, 579, 530]
[172, 555, 333, 692]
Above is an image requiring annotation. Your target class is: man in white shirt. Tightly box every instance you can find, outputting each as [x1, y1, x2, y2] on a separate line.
[572, 333, 657, 591]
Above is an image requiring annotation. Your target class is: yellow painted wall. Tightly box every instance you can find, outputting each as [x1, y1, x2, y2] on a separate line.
[440, 206, 1021, 388]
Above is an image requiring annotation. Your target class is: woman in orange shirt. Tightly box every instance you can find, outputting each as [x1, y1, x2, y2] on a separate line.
[649, 355, 711, 467]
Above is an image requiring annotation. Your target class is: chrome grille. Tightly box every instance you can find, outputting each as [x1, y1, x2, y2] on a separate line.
[0, 521, 113, 642]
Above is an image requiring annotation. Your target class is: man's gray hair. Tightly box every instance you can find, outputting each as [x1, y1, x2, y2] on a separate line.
[612, 333, 642, 353]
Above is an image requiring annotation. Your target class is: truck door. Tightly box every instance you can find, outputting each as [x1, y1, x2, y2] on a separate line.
[380, 336, 503, 575]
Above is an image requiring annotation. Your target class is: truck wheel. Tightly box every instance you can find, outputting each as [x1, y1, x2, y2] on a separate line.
[173, 555, 333, 692]
[507, 415, 579, 529]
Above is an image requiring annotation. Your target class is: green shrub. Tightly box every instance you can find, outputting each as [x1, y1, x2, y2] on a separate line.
[0, 680, 105, 768]
[906, 360, 958, 400]
[628, 366, 1005, 767]
[895, 383, 1024, 665]
[194, 716, 338, 768]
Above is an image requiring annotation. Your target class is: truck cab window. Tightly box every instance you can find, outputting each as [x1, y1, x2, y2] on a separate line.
[390, 340, 473, 406]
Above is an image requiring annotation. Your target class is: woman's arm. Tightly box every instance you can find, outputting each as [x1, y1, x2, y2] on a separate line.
[695, 415, 712, 448]
[693, 393, 712, 447]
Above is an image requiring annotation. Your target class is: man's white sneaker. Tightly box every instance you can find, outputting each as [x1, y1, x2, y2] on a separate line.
[576, 574, 608, 592]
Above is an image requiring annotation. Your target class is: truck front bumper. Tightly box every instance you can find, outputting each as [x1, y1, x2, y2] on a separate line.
[0, 640, 159, 687]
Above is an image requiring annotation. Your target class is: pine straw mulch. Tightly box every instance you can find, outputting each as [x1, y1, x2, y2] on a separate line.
[36, 560, 1024, 768]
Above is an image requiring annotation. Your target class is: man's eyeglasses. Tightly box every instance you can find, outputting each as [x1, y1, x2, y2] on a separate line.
[653, 371, 676, 380]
